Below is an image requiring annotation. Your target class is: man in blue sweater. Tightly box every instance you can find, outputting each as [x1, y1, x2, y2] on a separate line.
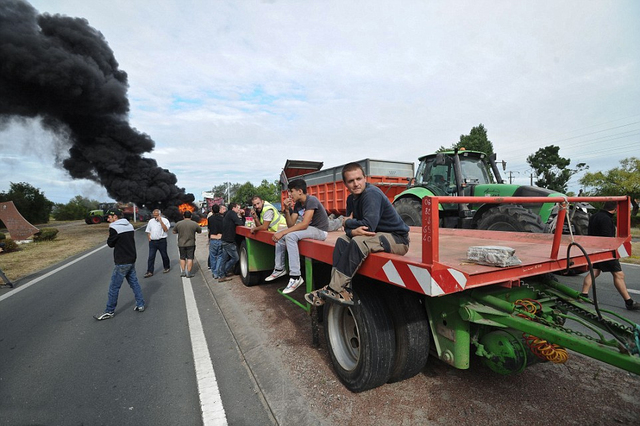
[94, 208, 145, 320]
[305, 162, 410, 306]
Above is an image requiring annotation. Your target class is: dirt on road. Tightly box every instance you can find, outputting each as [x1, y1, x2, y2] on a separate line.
[194, 233, 640, 426]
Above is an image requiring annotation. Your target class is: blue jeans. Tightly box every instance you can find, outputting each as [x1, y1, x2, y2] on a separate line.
[105, 264, 145, 313]
[209, 239, 223, 278]
[147, 238, 170, 273]
[275, 226, 327, 276]
[220, 241, 239, 276]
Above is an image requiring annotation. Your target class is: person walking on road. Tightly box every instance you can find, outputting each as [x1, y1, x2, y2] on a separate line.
[94, 209, 145, 320]
[144, 209, 171, 278]
[219, 203, 244, 282]
[581, 201, 639, 310]
[172, 210, 202, 278]
[305, 162, 410, 306]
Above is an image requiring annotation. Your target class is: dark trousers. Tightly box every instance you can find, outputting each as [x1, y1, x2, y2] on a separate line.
[147, 238, 170, 273]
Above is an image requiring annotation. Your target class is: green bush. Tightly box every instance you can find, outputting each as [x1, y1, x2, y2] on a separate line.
[1, 238, 19, 253]
[0, 232, 5, 240]
[33, 228, 59, 242]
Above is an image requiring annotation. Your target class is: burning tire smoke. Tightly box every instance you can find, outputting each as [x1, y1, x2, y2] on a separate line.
[0, 0, 194, 220]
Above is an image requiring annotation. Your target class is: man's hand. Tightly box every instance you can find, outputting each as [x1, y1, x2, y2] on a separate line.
[351, 226, 375, 237]
[272, 231, 284, 242]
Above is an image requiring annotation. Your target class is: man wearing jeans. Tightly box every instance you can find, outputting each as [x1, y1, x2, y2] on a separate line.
[265, 179, 329, 294]
[143, 209, 171, 277]
[94, 208, 145, 320]
[219, 203, 244, 282]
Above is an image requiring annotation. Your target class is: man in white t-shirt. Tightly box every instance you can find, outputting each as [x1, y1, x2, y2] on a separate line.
[144, 209, 171, 277]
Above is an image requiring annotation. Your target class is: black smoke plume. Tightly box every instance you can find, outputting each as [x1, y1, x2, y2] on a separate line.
[0, 0, 193, 220]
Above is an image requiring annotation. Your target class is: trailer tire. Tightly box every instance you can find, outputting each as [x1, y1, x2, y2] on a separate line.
[385, 289, 430, 383]
[324, 285, 395, 393]
[239, 240, 261, 286]
[477, 205, 544, 233]
[394, 197, 422, 227]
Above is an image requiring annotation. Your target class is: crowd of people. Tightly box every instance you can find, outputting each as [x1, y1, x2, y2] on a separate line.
[89, 164, 636, 320]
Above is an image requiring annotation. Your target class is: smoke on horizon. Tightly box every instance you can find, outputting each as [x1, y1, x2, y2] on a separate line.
[0, 0, 194, 219]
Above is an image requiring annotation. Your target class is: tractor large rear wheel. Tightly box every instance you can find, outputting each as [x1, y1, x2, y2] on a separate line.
[570, 208, 589, 235]
[477, 205, 544, 233]
[90, 215, 103, 224]
[394, 198, 422, 226]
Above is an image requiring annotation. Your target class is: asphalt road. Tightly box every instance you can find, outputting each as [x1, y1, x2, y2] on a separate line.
[0, 229, 274, 426]
[1, 228, 640, 425]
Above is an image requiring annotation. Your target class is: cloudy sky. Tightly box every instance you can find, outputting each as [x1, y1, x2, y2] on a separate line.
[1, 0, 638, 204]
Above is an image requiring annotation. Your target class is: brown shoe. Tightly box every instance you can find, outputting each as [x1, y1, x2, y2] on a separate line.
[218, 277, 231, 283]
[144, 272, 153, 278]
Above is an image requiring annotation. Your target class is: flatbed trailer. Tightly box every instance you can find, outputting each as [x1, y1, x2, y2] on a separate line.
[236, 195, 640, 392]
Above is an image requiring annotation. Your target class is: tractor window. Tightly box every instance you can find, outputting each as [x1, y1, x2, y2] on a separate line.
[419, 157, 453, 193]
[459, 157, 491, 185]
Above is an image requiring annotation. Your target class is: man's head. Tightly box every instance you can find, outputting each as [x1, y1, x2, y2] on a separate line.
[603, 201, 617, 212]
[220, 205, 227, 215]
[106, 208, 123, 223]
[152, 209, 162, 219]
[288, 179, 307, 202]
[228, 202, 240, 213]
[251, 196, 264, 212]
[183, 210, 192, 219]
[212, 204, 220, 214]
[342, 162, 367, 196]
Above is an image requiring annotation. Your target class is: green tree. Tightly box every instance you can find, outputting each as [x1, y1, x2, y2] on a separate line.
[437, 124, 495, 155]
[210, 182, 242, 203]
[0, 182, 54, 225]
[526, 145, 587, 193]
[579, 157, 640, 216]
[232, 182, 258, 206]
[52, 196, 100, 220]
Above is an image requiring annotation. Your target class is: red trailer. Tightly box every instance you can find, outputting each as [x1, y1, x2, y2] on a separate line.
[237, 188, 639, 391]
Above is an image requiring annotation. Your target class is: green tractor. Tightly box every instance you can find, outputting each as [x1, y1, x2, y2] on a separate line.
[393, 149, 589, 234]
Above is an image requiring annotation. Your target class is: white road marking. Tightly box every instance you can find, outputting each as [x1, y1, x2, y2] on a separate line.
[628, 289, 640, 295]
[0, 245, 108, 303]
[182, 276, 227, 426]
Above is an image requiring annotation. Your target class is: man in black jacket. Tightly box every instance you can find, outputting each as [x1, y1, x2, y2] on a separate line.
[305, 162, 410, 306]
[581, 201, 639, 310]
[94, 209, 145, 320]
[218, 203, 244, 282]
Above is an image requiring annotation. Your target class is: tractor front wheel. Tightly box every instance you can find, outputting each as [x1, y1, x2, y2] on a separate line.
[477, 205, 544, 233]
[394, 198, 422, 227]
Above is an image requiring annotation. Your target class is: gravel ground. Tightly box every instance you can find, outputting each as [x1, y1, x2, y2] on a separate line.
[195, 234, 640, 426]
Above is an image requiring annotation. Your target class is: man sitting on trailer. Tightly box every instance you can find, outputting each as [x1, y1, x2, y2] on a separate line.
[265, 178, 330, 294]
[249, 196, 286, 234]
[305, 162, 410, 306]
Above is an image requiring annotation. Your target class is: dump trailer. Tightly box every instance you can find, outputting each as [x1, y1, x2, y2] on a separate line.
[236, 190, 639, 392]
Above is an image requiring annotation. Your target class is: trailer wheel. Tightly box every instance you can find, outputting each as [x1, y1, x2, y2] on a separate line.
[477, 205, 544, 233]
[239, 240, 261, 286]
[394, 198, 422, 226]
[385, 289, 430, 383]
[90, 215, 103, 224]
[323, 285, 395, 393]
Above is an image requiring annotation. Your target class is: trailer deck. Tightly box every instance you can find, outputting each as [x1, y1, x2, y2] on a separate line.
[237, 195, 632, 298]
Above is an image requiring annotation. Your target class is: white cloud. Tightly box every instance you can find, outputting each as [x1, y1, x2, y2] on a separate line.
[2, 0, 639, 202]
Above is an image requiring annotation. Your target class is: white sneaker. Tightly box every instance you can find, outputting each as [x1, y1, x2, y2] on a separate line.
[265, 269, 287, 282]
[283, 277, 304, 294]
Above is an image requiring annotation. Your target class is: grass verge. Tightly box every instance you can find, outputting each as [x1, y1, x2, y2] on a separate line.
[1, 220, 145, 282]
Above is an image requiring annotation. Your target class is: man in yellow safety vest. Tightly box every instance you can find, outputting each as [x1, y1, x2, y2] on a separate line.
[249, 196, 286, 233]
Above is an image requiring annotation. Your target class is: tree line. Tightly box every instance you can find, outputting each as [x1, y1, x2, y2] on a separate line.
[1, 125, 638, 226]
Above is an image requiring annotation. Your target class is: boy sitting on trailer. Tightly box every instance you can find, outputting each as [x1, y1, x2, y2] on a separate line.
[265, 178, 330, 294]
[305, 162, 410, 306]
